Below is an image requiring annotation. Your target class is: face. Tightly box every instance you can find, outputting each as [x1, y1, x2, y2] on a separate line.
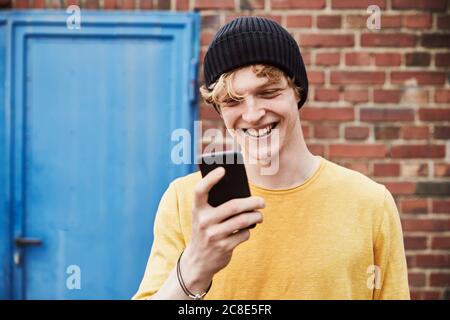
[218, 66, 301, 165]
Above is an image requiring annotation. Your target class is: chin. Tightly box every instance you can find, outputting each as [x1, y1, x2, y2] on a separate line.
[244, 143, 281, 166]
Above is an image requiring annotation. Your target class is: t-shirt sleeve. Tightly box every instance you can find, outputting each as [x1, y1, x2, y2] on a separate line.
[132, 181, 185, 299]
[373, 187, 410, 300]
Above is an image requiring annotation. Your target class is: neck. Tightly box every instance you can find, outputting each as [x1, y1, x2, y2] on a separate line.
[244, 123, 320, 190]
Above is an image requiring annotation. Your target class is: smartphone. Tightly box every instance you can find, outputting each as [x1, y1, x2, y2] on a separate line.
[198, 151, 255, 228]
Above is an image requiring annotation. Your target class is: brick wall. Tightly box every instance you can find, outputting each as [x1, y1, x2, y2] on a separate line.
[6, 0, 450, 299]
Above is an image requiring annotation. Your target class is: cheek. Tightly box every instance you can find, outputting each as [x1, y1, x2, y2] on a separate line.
[221, 109, 240, 129]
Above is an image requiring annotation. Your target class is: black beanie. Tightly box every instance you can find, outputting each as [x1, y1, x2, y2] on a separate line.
[203, 16, 309, 109]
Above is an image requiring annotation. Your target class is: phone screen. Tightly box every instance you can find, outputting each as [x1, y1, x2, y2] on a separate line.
[198, 151, 251, 208]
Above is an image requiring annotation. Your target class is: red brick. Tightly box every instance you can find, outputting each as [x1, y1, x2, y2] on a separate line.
[384, 182, 416, 195]
[400, 199, 428, 214]
[344, 126, 369, 140]
[374, 163, 400, 177]
[401, 126, 429, 140]
[240, 0, 264, 9]
[434, 164, 450, 177]
[302, 124, 311, 139]
[225, 14, 282, 24]
[314, 88, 340, 102]
[435, 53, 450, 67]
[201, 31, 214, 46]
[201, 14, 221, 29]
[272, 0, 325, 9]
[51, 0, 65, 8]
[373, 89, 402, 103]
[344, 15, 368, 29]
[430, 273, 450, 287]
[313, 125, 340, 139]
[176, 0, 190, 10]
[391, 72, 446, 85]
[392, 0, 447, 11]
[408, 272, 426, 287]
[32, 0, 45, 8]
[419, 108, 450, 121]
[200, 106, 221, 120]
[402, 219, 450, 232]
[374, 126, 400, 140]
[380, 15, 403, 28]
[404, 237, 427, 250]
[340, 162, 370, 175]
[308, 71, 324, 85]
[315, 53, 340, 66]
[332, 0, 386, 9]
[302, 51, 311, 65]
[391, 145, 446, 159]
[344, 15, 401, 29]
[331, 71, 385, 85]
[300, 107, 354, 121]
[194, 0, 234, 9]
[374, 53, 402, 66]
[435, 90, 450, 103]
[13, 0, 29, 8]
[404, 13, 433, 29]
[117, 0, 133, 9]
[415, 254, 450, 268]
[85, 0, 99, 8]
[308, 144, 325, 156]
[345, 52, 371, 66]
[317, 15, 341, 29]
[360, 108, 414, 122]
[156, 0, 171, 9]
[432, 236, 450, 249]
[437, 15, 450, 29]
[410, 290, 442, 300]
[344, 89, 368, 103]
[403, 89, 429, 105]
[299, 34, 354, 48]
[329, 144, 386, 159]
[433, 200, 450, 213]
[104, 0, 116, 9]
[361, 33, 416, 47]
[402, 163, 429, 177]
[422, 34, 450, 48]
[434, 126, 450, 140]
[286, 15, 312, 28]
[405, 52, 431, 66]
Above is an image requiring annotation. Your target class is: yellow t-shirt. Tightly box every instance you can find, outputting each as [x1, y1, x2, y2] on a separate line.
[133, 156, 410, 300]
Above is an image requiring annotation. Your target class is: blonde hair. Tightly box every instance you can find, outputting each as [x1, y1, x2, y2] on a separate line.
[199, 64, 302, 114]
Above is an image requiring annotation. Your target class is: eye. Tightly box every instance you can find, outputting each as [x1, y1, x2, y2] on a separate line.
[222, 99, 240, 107]
[259, 89, 282, 98]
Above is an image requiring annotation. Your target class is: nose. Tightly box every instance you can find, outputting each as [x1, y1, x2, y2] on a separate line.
[241, 97, 266, 124]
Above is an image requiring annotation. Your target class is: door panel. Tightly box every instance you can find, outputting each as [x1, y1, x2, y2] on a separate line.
[0, 11, 200, 299]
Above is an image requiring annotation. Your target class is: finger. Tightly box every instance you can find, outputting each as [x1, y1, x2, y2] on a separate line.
[214, 211, 263, 238]
[223, 228, 251, 252]
[194, 166, 225, 208]
[213, 196, 265, 223]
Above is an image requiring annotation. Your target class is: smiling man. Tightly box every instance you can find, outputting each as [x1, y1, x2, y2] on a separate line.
[133, 17, 410, 300]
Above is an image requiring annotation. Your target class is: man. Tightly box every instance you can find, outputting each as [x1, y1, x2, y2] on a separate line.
[133, 16, 410, 300]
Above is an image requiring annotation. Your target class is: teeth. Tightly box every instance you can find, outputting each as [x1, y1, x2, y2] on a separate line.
[244, 123, 275, 138]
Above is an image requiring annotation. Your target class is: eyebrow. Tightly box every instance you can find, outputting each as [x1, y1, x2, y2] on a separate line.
[236, 82, 285, 96]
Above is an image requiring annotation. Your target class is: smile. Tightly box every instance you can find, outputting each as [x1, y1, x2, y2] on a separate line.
[242, 122, 278, 138]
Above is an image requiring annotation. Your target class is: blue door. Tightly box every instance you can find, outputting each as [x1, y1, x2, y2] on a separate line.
[0, 10, 200, 299]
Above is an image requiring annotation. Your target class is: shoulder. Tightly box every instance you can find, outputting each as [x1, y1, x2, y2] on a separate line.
[168, 171, 202, 201]
[321, 157, 388, 205]
[171, 171, 202, 190]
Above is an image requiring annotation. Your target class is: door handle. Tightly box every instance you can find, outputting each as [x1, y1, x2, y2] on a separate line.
[15, 237, 43, 246]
